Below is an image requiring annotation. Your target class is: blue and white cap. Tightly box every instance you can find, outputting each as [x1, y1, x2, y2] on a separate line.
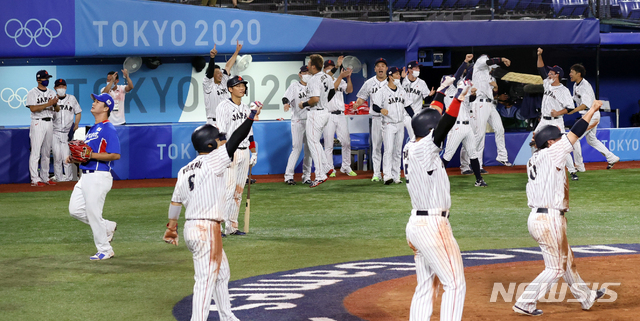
[91, 93, 115, 111]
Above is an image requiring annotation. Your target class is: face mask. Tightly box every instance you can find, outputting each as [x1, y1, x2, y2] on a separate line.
[41, 80, 49, 87]
[393, 79, 401, 87]
[412, 71, 420, 77]
[301, 74, 311, 83]
[56, 88, 66, 96]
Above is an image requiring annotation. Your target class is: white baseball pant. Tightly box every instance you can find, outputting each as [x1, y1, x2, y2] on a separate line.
[52, 131, 73, 181]
[534, 118, 578, 173]
[382, 122, 404, 182]
[572, 111, 617, 169]
[406, 214, 466, 321]
[184, 220, 239, 321]
[324, 113, 353, 174]
[69, 171, 115, 254]
[29, 119, 53, 183]
[285, 119, 312, 182]
[306, 109, 331, 181]
[472, 101, 508, 168]
[515, 209, 598, 311]
[404, 115, 415, 141]
[443, 123, 478, 163]
[224, 148, 250, 234]
[371, 116, 383, 179]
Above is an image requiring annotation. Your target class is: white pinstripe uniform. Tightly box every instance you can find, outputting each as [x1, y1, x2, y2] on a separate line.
[323, 77, 353, 174]
[571, 78, 618, 167]
[284, 81, 312, 182]
[514, 135, 599, 312]
[52, 94, 81, 181]
[216, 99, 252, 234]
[443, 91, 478, 163]
[444, 83, 472, 172]
[373, 83, 407, 182]
[533, 78, 579, 173]
[402, 77, 430, 140]
[203, 70, 230, 126]
[470, 55, 509, 167]
[26, 87, 57, 184]
[171, 147, 239, 321]
[356, 77, 387, 179]
[306, 71, 334, 181]
[403, 132, 465, 321]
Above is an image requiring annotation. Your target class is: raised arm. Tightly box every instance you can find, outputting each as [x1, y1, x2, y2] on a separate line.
[224, 41, 243, 75]
[432, 82, 471, 146]
[536, 48, 548, 78]
[205, 45, 218, 79]
[123, 69, 134, 93]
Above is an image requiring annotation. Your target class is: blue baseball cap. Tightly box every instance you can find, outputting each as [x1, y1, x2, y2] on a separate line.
[375, 58, 387, 66]
[300, 65, 309, 72]
[407, 60, 421, 69]
[548, 65, 564, 79]
[387, 66, 400, 76]
[91, 93, 115, 111]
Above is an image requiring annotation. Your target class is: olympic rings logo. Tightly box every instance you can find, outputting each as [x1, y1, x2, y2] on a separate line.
[1, 88, 29, 109]
[4, 18, 62, 48]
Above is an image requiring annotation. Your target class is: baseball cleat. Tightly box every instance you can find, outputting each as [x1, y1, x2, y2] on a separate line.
[221, 232, 227, 238]
[394, 180, 403, 184]
[499, 160, 514, 167]
[570, 172, 579, 181]
[329, 171, 336, 178]
[343, 170, 357, 176]
[475, 179, 488, 187]
[90, 251, 114, 261]
[229, 230, 246, 236]
[607, 156, 620, 169]
[46, 180, 57, 185]
[32, 182, 45, 187]
[246, 178, 256, 184]
[302, 180, 312, 185]
[371, 176, 381, 182]
[384, 179, 393, 185]
[583, 288, 607, 310]
[576, 165, 586, 172]
[461, 170, 473, 175]
[310, 179, 326, 188]
[285, 179, 296, 185]
[107, 222, 117, 243]
[480, 169, 489, 174]
[512, 305, 543, 316]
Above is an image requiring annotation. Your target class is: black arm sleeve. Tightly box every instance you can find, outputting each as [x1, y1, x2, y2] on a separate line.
[453, 62, 468, 82]
[570, 118, 589, 137]
[206, 56, 216, 79]
[432, 114, 457, 147]
[487, 57, 502, 66]
[225, 110, 256, 158]
[372, 104, 382, 113]
[422, 95, 434, 107]
[404, 106, 415, 117]
[282, 97, 290, 105]
[538, 67, 548, 79]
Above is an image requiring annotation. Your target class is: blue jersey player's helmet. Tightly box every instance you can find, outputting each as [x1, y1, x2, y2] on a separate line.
[192, 124, 221, 153]
[411, 108, 441, 138]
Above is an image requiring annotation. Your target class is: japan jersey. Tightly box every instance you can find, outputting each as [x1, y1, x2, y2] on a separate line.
[526, 135, 574, 211]
[216, 99, 252, 148]
[327, 78, 347, 112]
[402, 77, 429, 115]
[572, 78, 595, 112]
[306, 71, 334, 110]
[372, 84, 407, 123]
[403, 132, 451, 211]
[283, 81, 309, 120]
[541, 78, 573, 117]
[26, 87, 57, 119]
[356, 76, 387, 116]
[53, 94, 81, 132]
[472, 55, 495, 99]
[80, 120, 121, 172]
[203, 69, 230, 120]
[171, 147, 232, 221]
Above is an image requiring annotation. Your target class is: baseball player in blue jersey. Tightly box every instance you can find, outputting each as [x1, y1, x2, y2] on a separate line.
[68, 93, 120, 260]
[26, 70, 59, 187]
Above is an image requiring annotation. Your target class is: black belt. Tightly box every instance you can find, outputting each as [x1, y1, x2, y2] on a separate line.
[536, 208, 564, 216]
[311, 108, 324, 111]
[416, 210, 449, 218]
[456, 121, 469, 125]
[208, 117, 216, 121]
[543, 116, 560, 120]
[479, 98, 492, 103]
[39, 117, 52, 121]
[238, 147, 247, 150]
[82, 170, 107, 174]
[330, 110, 343, 115]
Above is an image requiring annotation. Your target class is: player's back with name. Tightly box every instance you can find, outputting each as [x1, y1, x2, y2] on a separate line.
[172, 147, 232, 220]
[526, 136, 573, 211]
[403, 134, 451, 211]
[306, 71, 333, 108]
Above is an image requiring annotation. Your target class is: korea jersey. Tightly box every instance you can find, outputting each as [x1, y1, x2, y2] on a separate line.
[80, 120, 121, 171]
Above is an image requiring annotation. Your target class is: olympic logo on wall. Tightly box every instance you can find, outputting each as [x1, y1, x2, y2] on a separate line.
[1, 88, 29, 109]
[4, 18, 62, 48]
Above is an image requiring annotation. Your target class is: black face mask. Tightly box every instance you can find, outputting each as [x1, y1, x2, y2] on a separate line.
[41, 80, 49, 87]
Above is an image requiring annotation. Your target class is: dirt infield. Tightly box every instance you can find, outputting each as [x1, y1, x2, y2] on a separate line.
[2, 161, 638, 193]
[344, 254, 638, 321]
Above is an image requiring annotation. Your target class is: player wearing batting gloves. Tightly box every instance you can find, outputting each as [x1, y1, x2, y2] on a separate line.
[301, 54, 336, 188]
[283, 65, 313, 185]
[403, 78, 470, 321]
[52, 79, 82, 182]
[26, 70, 60, 186]
[203, 41, 242, 126]
[217, 76, 259, 235]
[163, 104, 261, 321]
[67, 93, 120, 260]
[323, 57, 357, 178]
[372, 67, 409, 185]
[402, 60, 434, 140]
[513, 100, 607, 316]
[534, 48, 581, 181]
[101, 68, 134, 125]
[354, 58, 388, 182]
[550, 63, 620, 171]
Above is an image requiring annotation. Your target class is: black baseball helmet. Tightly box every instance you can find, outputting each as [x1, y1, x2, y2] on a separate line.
[191, 124, 220, 153]
[534, 125, 563, 149]
[412, 108, 441, 138]
[227, 75, 248, 89]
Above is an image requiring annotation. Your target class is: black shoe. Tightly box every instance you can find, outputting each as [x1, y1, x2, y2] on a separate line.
[229, 230, 246, 236]
[513, 305, 543, 316]
[303, 180, 312, 185]
[384, 179, 393, 185]
[285, 179, 296, 185]
[480, 169, 488, 174]
[461, 170, 473, 175]
[475, 179, 488, 187]
[221, 232, 227, 238]
[246, 178, 256, 184]
[570, 172, 579, 181]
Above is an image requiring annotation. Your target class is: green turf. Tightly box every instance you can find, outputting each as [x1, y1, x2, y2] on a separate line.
[0, 169, 638, 320]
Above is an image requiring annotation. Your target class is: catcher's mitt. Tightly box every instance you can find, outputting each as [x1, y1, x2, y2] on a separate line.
[68, 140, 93, 163]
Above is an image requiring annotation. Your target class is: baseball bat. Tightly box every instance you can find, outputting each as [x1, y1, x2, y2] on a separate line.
[244, 164, 252, 234]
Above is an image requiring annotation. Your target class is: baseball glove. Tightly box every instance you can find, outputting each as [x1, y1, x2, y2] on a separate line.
[68, 140, 93, 163]
[163, 223, 179, 246]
